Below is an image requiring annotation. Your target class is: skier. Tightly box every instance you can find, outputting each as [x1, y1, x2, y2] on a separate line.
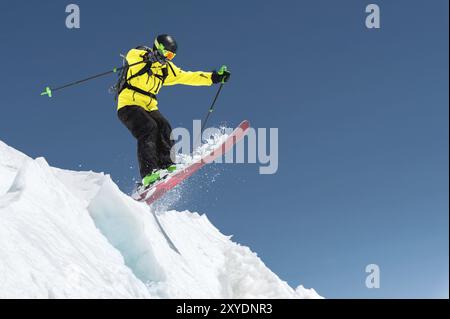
[116, 34, 231, 189]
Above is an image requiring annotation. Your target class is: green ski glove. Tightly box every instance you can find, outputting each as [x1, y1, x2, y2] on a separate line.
[212, 65, 231, 84]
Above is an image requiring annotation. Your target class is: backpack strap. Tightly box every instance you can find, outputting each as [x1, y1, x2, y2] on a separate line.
[127, 62, 152, 82]
[153, 67, 168, 83]
[153, 62, 176, 84]
[167, 62, 177, 77]
[122, 82, 157, 100]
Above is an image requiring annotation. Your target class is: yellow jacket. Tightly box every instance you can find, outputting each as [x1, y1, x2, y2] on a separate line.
[117, 47, 213, 112]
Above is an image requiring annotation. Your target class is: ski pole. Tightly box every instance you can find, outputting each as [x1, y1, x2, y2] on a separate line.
[40, 60, 147, 98]
[201, 83, 224, 133]
[200, 65, 228, 133]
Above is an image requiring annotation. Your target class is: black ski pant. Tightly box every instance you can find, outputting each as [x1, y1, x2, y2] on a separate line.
[118, 106, 174, 179]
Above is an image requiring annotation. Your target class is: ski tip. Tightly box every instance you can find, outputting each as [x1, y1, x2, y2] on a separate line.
[239, 120, 250, 130]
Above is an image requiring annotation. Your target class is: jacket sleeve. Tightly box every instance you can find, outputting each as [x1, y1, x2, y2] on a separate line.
[164, 62, 213, 87]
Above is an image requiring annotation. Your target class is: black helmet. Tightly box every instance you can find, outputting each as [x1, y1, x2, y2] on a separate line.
[154, 34, 178, 60]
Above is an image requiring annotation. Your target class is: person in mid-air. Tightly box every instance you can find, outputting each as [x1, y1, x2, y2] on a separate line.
[116, 34, 231, 190]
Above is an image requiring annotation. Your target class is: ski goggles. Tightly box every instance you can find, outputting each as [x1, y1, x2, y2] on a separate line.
[155, 41, 176, 60]
[163, 50, 176, 60]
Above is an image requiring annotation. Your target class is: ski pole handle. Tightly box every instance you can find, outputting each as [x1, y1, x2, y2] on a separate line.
[218, 65, 228, 75]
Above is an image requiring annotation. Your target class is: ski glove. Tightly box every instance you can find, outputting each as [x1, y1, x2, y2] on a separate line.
[211, 66, 231, 84]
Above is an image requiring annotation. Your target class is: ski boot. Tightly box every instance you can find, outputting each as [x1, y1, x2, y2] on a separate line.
[142, 165, 177, 188]
[166, 164, 177, 174]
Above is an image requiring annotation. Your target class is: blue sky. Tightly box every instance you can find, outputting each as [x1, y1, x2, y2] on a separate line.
[0, 0, 448, 298]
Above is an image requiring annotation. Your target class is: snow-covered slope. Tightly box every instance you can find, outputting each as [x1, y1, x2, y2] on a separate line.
[0, 140, 321, 299]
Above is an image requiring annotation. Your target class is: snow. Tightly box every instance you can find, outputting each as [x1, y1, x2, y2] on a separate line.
[0, 140, 321, 299]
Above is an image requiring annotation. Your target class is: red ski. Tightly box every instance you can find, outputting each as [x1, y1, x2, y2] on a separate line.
[134, 120, 250, 205]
